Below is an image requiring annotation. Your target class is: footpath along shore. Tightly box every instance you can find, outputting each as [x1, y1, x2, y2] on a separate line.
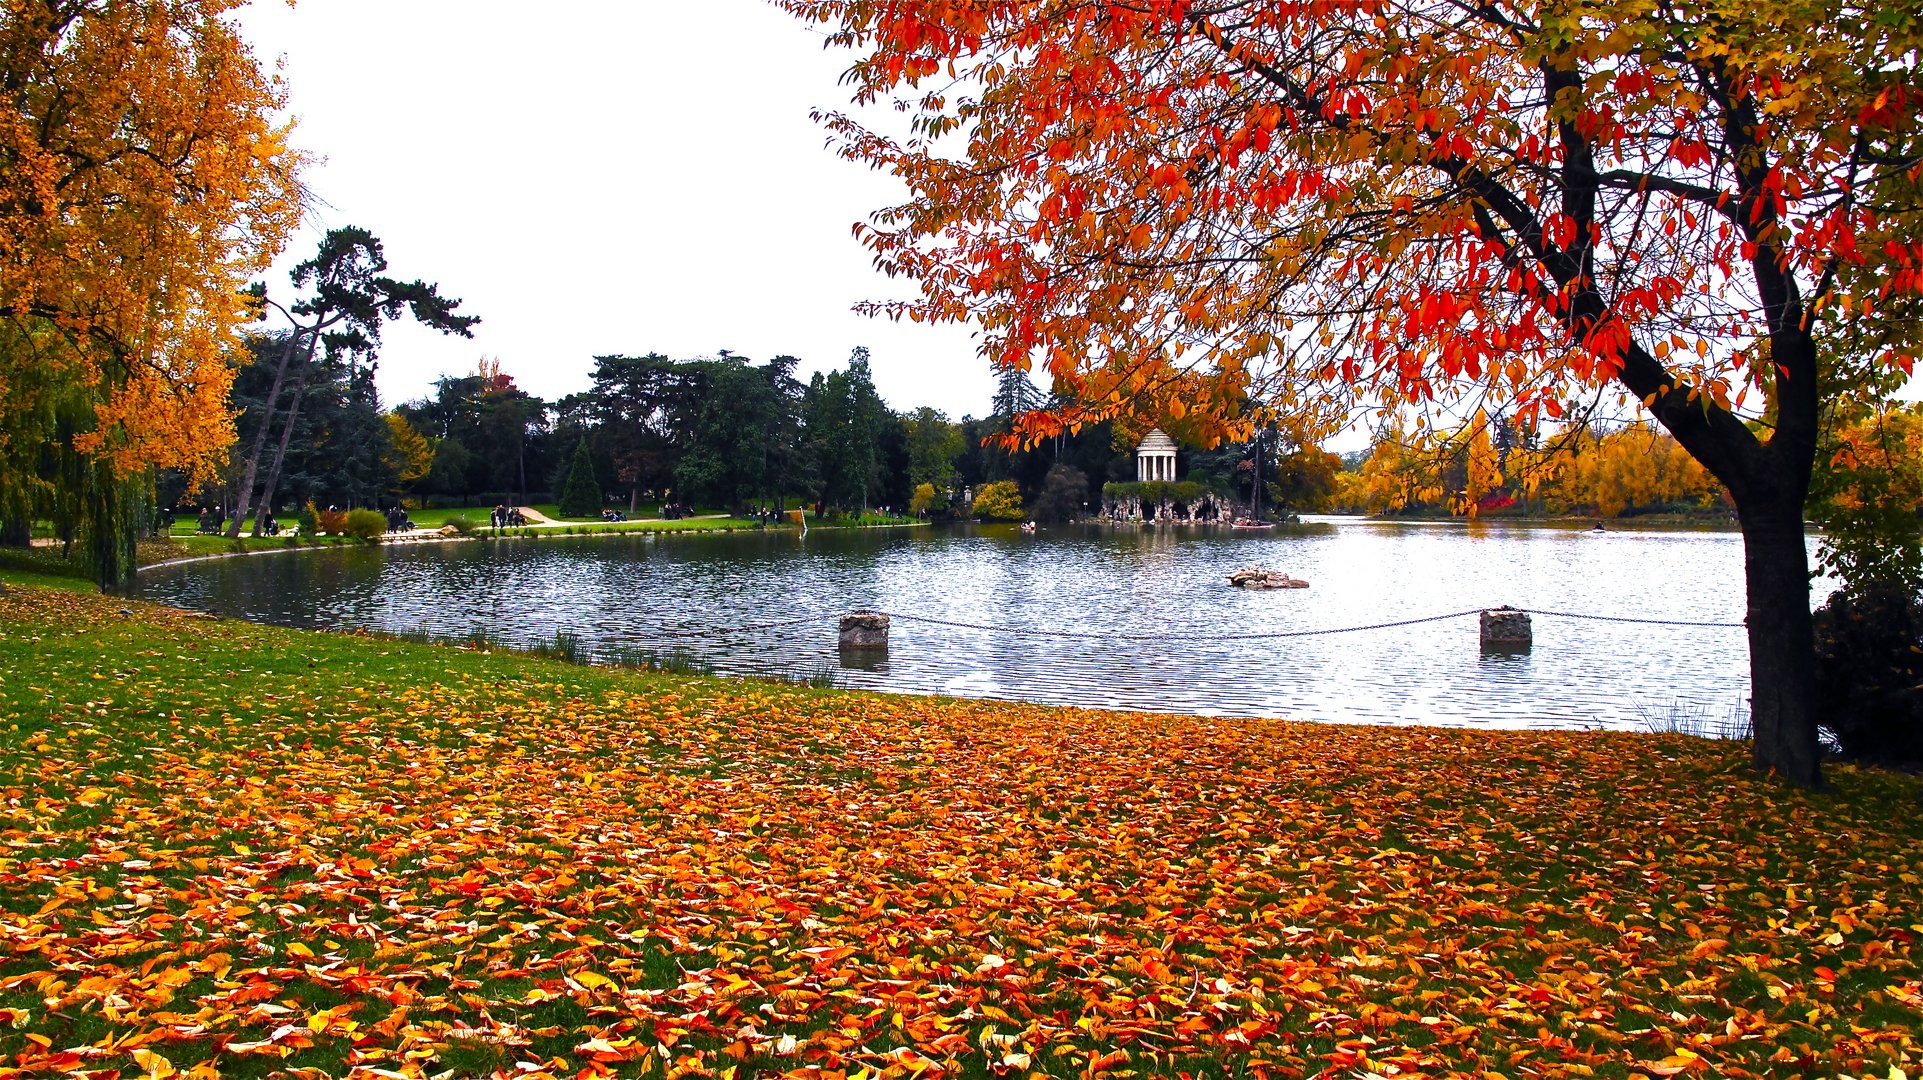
[0, 581, 1917, 1080]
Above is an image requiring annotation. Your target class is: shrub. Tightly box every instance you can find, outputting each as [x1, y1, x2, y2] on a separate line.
[317, 508, 348, 536]
[296, 502, 320, 538]
[443, 514, 477, 535]
[343, 509, 387, 542]
[972, 480, 1025, 521]
[1813, 584, 1923, 766]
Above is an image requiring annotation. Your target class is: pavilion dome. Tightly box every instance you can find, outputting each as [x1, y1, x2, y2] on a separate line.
[1137, 428, 1178, 453]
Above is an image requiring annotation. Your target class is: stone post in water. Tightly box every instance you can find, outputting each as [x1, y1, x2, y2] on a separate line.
[1480, 607, 1532, 651]
[839, 611, 890, 649]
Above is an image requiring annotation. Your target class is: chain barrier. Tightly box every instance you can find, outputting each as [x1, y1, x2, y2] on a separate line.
[673, 612, 845, 638]
[1520, 608, 1745, 628]
[879, 609, 1491, 641]
[678, 607, 1745, 641]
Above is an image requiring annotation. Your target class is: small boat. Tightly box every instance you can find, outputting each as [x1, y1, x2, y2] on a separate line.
[1230, 519, 1274, 529]
[1019, 521, 1037, 534]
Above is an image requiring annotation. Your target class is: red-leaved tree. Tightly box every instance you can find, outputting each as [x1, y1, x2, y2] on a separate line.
[778, 0, 1922, 786]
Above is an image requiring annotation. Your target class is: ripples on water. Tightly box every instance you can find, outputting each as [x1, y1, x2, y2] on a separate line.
[132, 518, 1782, 730]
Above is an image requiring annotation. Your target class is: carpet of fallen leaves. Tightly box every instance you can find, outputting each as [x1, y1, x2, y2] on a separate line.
[0, 586, 1919, 1080]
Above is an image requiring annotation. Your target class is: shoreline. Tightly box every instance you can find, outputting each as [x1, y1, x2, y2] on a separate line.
[133, 516, 932, 573]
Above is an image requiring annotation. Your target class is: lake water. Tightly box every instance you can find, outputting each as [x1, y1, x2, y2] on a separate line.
[130, 518, 1791, 731]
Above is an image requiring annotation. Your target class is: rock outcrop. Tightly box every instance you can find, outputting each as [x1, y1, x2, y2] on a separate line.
[1228, 567, 1309, 589]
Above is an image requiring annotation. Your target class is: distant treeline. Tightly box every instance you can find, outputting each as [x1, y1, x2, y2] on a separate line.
[184, 347, 1317, 521]
[1330, 413, 1730, 518]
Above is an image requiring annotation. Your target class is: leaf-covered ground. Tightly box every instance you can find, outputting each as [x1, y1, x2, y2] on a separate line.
[0, 586, 1917, 1080]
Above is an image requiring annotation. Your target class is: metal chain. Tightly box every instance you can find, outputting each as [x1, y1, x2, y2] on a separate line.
[1521, 608, 1745, 628]
[879, 609, 1491, 641]
[651, 607, 1745, 642]
[672, 613, 845, 638]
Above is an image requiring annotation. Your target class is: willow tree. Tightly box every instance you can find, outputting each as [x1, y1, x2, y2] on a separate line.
[0, 0, 304, 585]
[779, 0, 1922, 786]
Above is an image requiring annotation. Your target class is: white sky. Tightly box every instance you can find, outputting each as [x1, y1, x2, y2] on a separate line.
[236, 0, 998, 417]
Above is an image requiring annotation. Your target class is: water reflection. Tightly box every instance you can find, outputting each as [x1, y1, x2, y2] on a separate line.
[131, 519, 1775, 730]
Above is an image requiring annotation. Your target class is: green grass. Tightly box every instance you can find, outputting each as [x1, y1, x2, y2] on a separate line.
[0, 545, 97, 591]
[408, 502, 753, 525]
[150, 533, 348, 560]
[164, 516, 290, 539]
[820, 510, 920, 527]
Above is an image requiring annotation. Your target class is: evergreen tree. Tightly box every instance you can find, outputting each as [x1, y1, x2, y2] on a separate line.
[558, 438, 602, 519]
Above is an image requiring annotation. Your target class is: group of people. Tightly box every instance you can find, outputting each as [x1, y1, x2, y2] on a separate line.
[601, 509, 628, 522]
[382, 506, 416, 532]
[658, 502, 694, 520]
[489, 505, 527, 528]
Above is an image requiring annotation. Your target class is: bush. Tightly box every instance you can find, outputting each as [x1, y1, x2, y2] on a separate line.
[297, 503, 320, 538]
[317, 508, 348, 536]
[342, 509, 387, 542]
[972, 480, 1025, 521]
[1813, 583, 1923, 766]
[443, 514, 477, 535]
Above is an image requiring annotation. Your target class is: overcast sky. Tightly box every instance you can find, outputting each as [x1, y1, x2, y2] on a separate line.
[236, 0, 997, 416]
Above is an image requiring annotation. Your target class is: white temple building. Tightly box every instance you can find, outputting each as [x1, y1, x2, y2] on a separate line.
[1136, 428, 1178, 482]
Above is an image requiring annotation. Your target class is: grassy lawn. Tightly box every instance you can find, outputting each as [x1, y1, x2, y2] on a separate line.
[0, 586, 1916, 1080]
[477, 517, 767, 537]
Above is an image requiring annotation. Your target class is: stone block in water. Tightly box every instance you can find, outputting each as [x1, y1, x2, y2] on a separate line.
[839, 611, 890, 649]
[1480, 607, 1533, 651]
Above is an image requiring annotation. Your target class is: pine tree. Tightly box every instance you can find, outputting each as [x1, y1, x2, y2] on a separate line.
[558, 438, 601, 519]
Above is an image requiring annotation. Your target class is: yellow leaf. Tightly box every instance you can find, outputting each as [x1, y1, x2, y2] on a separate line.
[132, 1048, 176, 1080]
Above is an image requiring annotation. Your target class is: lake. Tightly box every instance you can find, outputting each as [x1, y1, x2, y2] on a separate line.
[130, 518, 1787, 731]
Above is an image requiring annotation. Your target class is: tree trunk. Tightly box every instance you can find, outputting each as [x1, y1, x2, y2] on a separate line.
[516, 429, 527, 508]
[254, 355, 315, 535]
[1738, 497, 1823, 786]
[0, 513, 30, 547]
[227, 328, 306, 537]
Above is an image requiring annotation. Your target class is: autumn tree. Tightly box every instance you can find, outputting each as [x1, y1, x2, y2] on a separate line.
[1, 0, 304, 585]
[1270, 446, 1343, 513]
[232, 227, 478, 535]
[781, 0, 1922, 786]
[384, 413, 434, 496]
[1810, 404, 1923, 596]
[1458, 413, 1505, 517]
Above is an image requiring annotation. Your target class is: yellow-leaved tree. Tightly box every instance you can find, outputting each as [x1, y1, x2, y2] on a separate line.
[0, 0, 305, 585]
[383, 413, 434, 495]
[1458, 411, 1504, 518]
